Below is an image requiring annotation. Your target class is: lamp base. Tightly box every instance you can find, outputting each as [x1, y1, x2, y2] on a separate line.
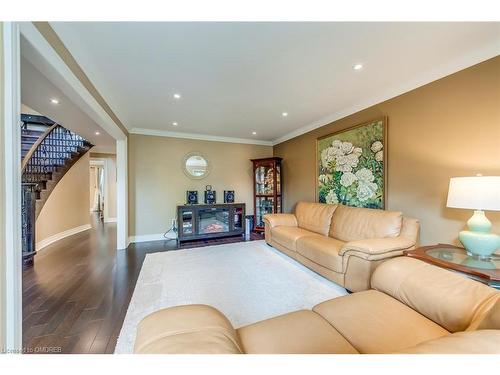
[459, 230, 500, 260]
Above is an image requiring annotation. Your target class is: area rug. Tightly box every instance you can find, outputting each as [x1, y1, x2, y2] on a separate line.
[114, 240, 347, 353]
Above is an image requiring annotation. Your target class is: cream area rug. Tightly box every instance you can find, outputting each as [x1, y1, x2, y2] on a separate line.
[114, 240, 347, 353]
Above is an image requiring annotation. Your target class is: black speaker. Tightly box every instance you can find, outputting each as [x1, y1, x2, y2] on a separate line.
[224, 190, 235, 203]
[186, 190, 198, 204]
[204, 190, 216, 204]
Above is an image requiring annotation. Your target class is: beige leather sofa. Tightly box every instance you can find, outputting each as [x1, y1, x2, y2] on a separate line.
[134, 257, 500, 354]
[264, 202, 420, 291]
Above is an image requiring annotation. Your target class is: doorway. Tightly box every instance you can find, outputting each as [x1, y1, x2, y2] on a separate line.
[90, 160, 105, 221]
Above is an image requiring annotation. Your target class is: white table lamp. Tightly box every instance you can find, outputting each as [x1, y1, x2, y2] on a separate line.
[446, 176, 500, 258]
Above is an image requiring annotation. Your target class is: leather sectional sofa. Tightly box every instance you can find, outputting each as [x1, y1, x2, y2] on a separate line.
[264, 202, 420, 291]
[134, 257, 500, 354]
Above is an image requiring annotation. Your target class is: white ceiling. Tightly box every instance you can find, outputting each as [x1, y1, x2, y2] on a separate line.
[20, 36, 116, 153]
[48, 22, 500, 145]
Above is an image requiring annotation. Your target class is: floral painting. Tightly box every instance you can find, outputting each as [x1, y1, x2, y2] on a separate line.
[316, 118, 386, 209]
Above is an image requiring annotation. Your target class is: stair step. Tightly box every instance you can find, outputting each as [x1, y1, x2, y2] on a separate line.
[21, 130, 45, 137]
[21, 134, 42, 140]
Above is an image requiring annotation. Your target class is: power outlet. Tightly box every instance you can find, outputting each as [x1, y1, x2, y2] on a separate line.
[171, 218, 177, 232]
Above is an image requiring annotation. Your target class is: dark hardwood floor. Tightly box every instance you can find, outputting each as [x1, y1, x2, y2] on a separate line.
[22, 215, 263, 354]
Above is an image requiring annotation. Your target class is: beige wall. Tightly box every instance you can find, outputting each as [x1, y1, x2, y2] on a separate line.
[36, 152, 91, 243]
[90, 153, 117, 219]
[129, 134, 272, 237]
[274, 56, 500, 246]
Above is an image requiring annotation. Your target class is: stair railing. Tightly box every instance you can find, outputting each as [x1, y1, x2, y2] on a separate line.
[22, 123, 88, 183]
[21, 123, 91, 266]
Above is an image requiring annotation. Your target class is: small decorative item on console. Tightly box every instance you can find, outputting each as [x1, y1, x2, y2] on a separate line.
[186, 190, 198, 204]
[204, 185, 216, 204]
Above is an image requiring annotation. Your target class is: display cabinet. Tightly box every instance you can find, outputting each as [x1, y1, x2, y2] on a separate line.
[177, 203, 245, 243]
[251, 157, 283, 232]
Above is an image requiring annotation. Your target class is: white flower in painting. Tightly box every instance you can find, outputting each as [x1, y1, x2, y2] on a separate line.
[325, 190, 339, 204]
[340, 141, 354, 154]
[321, 148, 336, 170]
[335, 155, 349, 172]
[322, 141, 362, 173]
[375, 150, 383, 162]
[335, 148, 360, 172]
[318, 174, 332, 186]
[353, 147, 362, 157]
[371, 141, 383, 153]
[355, 168, 375, 183]
[340, 172, 357, 187]
[357, 182, 378, 202]
[331, 140, 343, 153]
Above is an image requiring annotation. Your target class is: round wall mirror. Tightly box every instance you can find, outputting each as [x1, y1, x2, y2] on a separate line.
[182, 152, 210, 179]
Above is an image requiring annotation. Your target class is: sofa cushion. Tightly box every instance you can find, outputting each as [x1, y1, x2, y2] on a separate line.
[329, 204, 402, 242]
[295, 202, 337, 236]
[313, 290, 449, 353]
[296, 235, 345, 273]
[371, 257, 499, 333]
[237, 310, 358, 354]
[134, 304, 242, 354]
[271, 226, 315, 251]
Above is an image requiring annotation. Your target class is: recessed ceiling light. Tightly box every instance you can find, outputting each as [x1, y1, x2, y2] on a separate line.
[252, 131, 257, 135]
[95, 131, 100, 135]
[173, 93, 181, 99]
[172, 122, 178, 126]
[282, 112, 288, 117]
[353, 63, 363, 71]
[50, 98, 59, 104]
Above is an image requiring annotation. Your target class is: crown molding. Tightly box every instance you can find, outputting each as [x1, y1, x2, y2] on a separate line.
[130, 127, 273, 146]
[271, 44, 500, 146]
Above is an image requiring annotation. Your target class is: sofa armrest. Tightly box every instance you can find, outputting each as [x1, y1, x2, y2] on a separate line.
[134, 304, 242, 354]
[339, 236, 416, 257]
[263, 213, 298, 228]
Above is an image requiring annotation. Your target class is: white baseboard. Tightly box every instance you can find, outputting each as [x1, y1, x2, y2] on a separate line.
[129, 232, 177, 243]
[104, 217, 117, 223]
[36, 224, 92, 251]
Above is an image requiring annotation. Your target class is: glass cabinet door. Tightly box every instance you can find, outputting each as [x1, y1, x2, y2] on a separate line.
[255, 196, 275, 228]
[276, 164, 281, 195]
[255, 164, 275, 195]
[252, 157, 282, 231]
[181, 210, 194, 235]
[233, 207, 243, 230]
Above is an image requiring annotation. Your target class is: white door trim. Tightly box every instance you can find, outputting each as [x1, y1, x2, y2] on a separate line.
[1, 21, 22, 352]
[116, 139, 128, 250]
[90, 157, 110, 222]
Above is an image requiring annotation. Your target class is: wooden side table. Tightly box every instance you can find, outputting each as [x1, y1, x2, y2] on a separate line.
[404, 244, 500, 290]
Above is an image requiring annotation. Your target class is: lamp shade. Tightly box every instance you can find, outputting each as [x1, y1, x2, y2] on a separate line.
[447, 176, 500, 211]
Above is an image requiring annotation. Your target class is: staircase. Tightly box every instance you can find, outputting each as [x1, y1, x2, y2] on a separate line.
[21, 114, 93, 265]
